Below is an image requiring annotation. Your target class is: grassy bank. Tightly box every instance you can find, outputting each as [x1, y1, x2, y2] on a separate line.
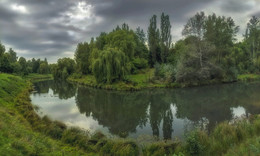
[0, 73, 141, 155]
[68, 69, 181, 91]
[23, 73, 53, 82]
[68, 69, 165, 91]
[68, 69, 260, 91]
[0, 74, 88, 155]
[238, 74, 260, 82]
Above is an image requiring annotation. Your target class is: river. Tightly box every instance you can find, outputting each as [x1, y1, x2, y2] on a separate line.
[30, 80, 260, 140]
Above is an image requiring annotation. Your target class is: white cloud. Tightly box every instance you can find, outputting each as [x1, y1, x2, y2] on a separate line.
[61, 1, 103, 30]
[11, 3, 29, 14]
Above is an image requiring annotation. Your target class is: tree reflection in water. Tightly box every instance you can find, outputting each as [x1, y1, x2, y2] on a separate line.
[33, 80, 260, 139]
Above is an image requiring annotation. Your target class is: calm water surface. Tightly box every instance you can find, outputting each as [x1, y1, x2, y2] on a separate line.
[30, 80, 260, 140]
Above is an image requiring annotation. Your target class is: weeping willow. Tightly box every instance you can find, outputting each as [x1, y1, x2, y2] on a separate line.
[93, 48, 130, 83]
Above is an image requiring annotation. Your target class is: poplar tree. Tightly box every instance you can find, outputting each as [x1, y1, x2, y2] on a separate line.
[245, 16, 260, 62]
[160, 13, 172, 63]
[148, 15, 160, 66]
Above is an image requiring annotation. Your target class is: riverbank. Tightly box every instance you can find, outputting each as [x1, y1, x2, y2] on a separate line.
[2, 73, 260, 155]
[68, 69, 170, 91]
[68, 69, 260, 91]
[238, 74, 260, 82]
[1, 73, 147, 155]
[23, 73, 53, 82]
[0, 74, 89, 155]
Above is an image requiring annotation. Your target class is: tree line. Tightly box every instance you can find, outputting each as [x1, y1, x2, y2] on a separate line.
[2, 12, 260, 84]
[0, 44, 50, 75]
[51, 12, 260, 83]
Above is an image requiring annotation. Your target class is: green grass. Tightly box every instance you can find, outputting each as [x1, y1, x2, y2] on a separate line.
[0, 73, 89, 155]
[238, 74, 260, 82]
[69, 69, 260, 91]
[68, 69, 172, 91]
[23, 73, 53, 82]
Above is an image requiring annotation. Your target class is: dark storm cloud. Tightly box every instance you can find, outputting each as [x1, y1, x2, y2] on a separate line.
[87, 0, 214, 33]
[0, 0, 258, 62]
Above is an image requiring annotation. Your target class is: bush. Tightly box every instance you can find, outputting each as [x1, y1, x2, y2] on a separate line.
[154, 63, 175, 82]
[185, 130, 209, 156]
[70, 73, 82, 79]
[132, 58, 148, 69]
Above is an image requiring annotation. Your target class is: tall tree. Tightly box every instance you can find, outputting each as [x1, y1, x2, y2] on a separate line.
[32, 58, 40, 73]
[122, 23, 129, 31]
[7, 48, 17, 63]
[175, 39, 219, 83]
[182, 12, 206, 67]
[0, 42, 5, 58]
[135, 27, 149, 60]
[74, 42, 91, 74]
[148, 15, 161, 66]
[135, 27, 146, 44]
[182, 12, 206, 40]
[204, 14, 239, 64]
[105, 29, 136, 60]
[245, 16, 260, 62]
[96, 32, 107, 50]
[18, 57, 27, 74]
[53, 58, 75, 79]
[93, 48, 129, 83]
[0, 42, 6, 72]
[160, 13, 172, 63]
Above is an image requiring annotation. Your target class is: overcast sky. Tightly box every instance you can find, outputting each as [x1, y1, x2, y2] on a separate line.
[0, 0, 260, 63]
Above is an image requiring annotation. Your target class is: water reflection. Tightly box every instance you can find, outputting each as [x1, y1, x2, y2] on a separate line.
[31, 80, 260, 140]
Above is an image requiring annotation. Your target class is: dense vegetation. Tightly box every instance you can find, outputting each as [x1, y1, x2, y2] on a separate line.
[49, 12, 260, 89]
[1, 12, 259, 89]
[0, 43, 51, 75]
[1, 73, 260, 155]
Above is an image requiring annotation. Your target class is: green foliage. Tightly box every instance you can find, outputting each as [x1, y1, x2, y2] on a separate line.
[245, 16, 260, 64]
[132, 58, 148, 69]
[18, 57, 28, 75]
[143, 142, 181, 156]
[182, 11, 206, 40]
[74, 42, 92, 74]
[175, 39, 222, 83]
[106, 29, 136, 60]
[32, 58, 40, 73]
[154, 63, 175, 82]
[61, 127, 89, 148]
[93, 48, 129, 83]
[99, 140, 139, 156]
[148, 15, 161, 66]
[0, 41, 51, 75]
[39, 62, 49, 74]
[0, 74, 89, 155]
[52, 58, 75, 79]
[185, 130, 209, 156]
[160, 13, 172, 63]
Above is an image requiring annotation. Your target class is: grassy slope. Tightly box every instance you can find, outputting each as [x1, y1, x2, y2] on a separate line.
[0, 74, 88, 156]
